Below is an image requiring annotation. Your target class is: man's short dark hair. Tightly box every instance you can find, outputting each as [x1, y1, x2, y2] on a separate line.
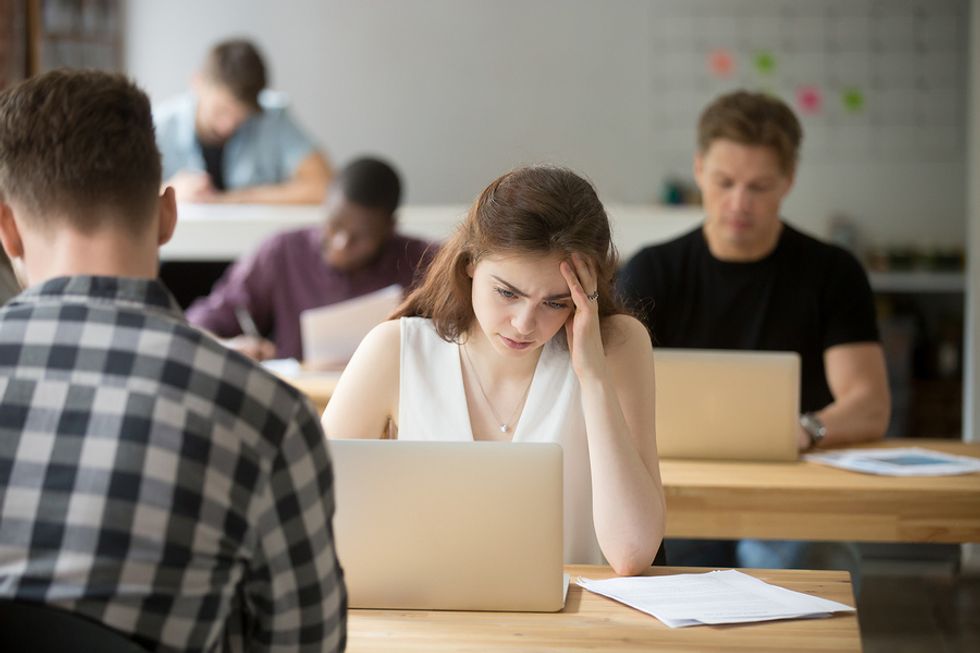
[697, 90, 803, 174]
[337, 157, 402, 217]
[202, 39, 267, 109]
[0, 69, 161, 234]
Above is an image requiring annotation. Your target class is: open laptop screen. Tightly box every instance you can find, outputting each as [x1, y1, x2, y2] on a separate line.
[328, 440, 565, 611]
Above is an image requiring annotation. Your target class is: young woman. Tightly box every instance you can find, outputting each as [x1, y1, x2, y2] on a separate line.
[322, 165, 664, 575]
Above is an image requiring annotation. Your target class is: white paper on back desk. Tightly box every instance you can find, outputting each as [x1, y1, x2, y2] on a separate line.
[300, 284, 402, 366]
[804, 447, 980, 476]
[576, 570, 854, 628]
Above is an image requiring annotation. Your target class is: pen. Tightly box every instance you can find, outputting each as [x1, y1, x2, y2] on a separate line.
[234, 306, 261, 339]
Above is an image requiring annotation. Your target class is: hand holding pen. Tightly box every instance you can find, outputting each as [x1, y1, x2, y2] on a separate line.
[223, 306, 277, 361]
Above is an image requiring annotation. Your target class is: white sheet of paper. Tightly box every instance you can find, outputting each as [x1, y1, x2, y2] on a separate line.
[577, 570, 854, 628]
[804, 447, 980, 476]
[300, 284, 403, 365]
[261, 358, 302, 376]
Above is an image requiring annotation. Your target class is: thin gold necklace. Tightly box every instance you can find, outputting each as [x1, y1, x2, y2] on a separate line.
[460, 343, 534, 434]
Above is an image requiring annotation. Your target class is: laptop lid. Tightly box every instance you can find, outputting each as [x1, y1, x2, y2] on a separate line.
[329, 440, 565, 611]
[654, 349, 801, 462]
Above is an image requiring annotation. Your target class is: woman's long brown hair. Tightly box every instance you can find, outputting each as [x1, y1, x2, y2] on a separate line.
[392, 165, 625, 343]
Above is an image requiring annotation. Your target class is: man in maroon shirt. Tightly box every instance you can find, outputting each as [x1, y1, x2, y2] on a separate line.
[187, 157, 435, 360]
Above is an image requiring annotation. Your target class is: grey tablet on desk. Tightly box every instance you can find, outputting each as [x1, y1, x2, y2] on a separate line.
[329, 440, 565, 611]
[654, 348, 801, 462]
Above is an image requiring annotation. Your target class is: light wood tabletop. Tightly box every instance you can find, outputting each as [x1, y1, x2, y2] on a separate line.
[662, 439, 980, 543]
[346, 564, 860, 652]
[278, 371, 340, 413]
[280, 369, 980, 544]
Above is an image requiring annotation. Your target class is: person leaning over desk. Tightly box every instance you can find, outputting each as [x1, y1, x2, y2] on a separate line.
[154, 38, 332, 204]
[322, 165, 666, 575]
[186, 156, 435, 361]
[0, 70, 345, 651]
[617, 90, 890, 570]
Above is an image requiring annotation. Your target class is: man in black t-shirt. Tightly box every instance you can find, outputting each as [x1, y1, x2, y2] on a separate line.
[618, 90, 891, 569]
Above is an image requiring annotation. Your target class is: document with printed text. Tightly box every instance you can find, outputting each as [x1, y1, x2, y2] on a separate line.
[577, 570, 854, 628]
[804, 447, 980, 476]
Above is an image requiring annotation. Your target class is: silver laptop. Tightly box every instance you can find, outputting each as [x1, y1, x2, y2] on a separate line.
[329, 440, 565, 611]
[654, 349, 801, 462]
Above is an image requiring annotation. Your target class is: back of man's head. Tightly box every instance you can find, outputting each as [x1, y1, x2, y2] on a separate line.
[202, 39, 267, 110]
[0, 69, 161, 235]
[336, 157, 402, 217]
[697, 90, 803, 174]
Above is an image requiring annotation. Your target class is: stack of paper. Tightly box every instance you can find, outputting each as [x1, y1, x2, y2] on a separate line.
[577, 570, 854, 628]
[804, 447, 980, 476]
[300, 284, 403, 366]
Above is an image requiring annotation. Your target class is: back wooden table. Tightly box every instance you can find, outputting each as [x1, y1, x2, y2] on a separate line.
[661, 439, 980, 543]
[280, 368, 980, 544]
[277, 370, 340, 414]
[347, 564, 860, 652]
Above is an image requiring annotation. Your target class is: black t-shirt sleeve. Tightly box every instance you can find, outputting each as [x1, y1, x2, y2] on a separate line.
[820, 248, 880, 349]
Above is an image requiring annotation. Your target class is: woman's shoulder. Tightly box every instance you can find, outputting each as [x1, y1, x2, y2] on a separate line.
[602, 313, 651, 342]
[601, 314, 654, 358]
[368, 316, 448, 353]
[357, 318, 403, 360]
[600, 314, 656, 389]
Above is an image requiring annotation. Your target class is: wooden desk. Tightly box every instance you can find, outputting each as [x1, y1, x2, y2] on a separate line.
[279, 371, 340, 413]
[347, 564, 860, 652]
[282, 368, 980, 545]
[662, 439, 980, 543]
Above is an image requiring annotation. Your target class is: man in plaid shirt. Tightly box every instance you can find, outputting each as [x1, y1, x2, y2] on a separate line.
[0, 71, 346, 651]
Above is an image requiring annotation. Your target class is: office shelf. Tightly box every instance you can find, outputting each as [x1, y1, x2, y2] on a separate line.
[869, 272, 966, 294]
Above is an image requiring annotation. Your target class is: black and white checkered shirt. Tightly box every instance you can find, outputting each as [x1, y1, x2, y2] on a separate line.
[0, 276, 346, 652]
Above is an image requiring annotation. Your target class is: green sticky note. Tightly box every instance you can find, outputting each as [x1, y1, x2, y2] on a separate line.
[842, 88, 865, 113]
[754, 51, 776, 75]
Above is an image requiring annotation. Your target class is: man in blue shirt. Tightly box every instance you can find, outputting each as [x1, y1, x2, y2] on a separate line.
[155, 38, 332, 204]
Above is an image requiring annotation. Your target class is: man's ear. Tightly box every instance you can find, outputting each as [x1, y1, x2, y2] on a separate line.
[0, 201, 25, 260]
[692, 152, 705, 188]
[157, 187, 177, 246]
[784, 165, 796, 193]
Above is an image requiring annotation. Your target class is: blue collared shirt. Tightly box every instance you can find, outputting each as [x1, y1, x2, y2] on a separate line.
[154, 91, 318, 188]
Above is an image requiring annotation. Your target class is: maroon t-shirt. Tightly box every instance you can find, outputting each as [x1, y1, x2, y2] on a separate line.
[186, 226, 435, 359]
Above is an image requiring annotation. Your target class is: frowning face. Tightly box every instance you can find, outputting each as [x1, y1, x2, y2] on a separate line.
[467, 253, 574, 358]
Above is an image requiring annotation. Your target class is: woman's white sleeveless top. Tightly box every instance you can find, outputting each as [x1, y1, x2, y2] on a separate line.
[397, 316, 604, 565]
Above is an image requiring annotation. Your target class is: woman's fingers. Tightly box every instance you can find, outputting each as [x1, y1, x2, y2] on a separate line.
[563, 254, 598, 310]
[559, 260, 587, 307]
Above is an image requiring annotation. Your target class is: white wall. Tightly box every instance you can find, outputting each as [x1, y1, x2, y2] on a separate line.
[959, 0, 979, 580]
[965, 0, 979, 444]
[124, 0, 968, 248]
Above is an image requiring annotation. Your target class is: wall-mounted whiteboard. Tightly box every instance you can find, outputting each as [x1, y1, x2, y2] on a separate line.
[125, 0, 969, 248]
[650, 0, 965, 167]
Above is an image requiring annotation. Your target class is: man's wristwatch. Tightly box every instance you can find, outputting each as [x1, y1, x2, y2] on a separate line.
[800, 412, 827, 448]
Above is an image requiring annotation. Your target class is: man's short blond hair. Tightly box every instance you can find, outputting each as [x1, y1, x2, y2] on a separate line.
[697, 90, 803, 174]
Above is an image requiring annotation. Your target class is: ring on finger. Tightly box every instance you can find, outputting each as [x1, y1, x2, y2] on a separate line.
[586, 290, 599, 302]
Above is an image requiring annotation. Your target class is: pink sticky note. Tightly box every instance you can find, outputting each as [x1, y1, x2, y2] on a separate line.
[796, 85, 823, 115]
[708, 49, 735, 78]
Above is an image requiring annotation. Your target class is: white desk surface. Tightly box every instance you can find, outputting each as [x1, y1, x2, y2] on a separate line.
[160, 202, 704, 262]
[162, 203, 957, 294]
